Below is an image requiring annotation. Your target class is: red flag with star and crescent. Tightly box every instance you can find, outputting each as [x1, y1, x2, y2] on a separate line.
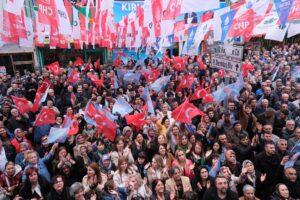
[141, 69, 161, 83]
[125, 112, 148, 130]
[172, 56, 186, 71]
[172, 99, 205, 124]
[176, 74, 195, 92]
[46, 61, 61, 75]
[11, 96, 33, 114]
[32, 79, 51, 112]
[34, 107, 57, 126]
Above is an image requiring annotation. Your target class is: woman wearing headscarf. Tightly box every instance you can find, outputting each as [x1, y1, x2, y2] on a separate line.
[237, 160, 266, 198]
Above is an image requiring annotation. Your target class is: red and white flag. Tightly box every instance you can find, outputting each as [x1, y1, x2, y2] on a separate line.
[190, 87, 208, 101]
[68, 69, 80, 84]
[151, 0, 163, 37]
[125, 112, 148, 130]
[4, 0, 25, 15]
[37, 0, 58, 26]
[46, 61, 61, 75]
[11, 96, 32, 114]
[172, 56, 186, 71]
[163, 0, 182, 20]
[32, 80, 51, 112]
[141, 69, 161, 83]
[172, 99, 205, 124]
[288, 0, 300, 21]
[176, 74, 195, 92]
[34, 108, 57, 126]
[228, 9, 255, 40]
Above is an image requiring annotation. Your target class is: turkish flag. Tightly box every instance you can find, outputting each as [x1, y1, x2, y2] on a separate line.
[241, 63, 255, 77]
[125, 112, 147, 130]
[172, 99, 205, 124]
[11, 96, 32, 114]
[152, 0, 163, 37]
[163, 0, 182, 20]
[74, 57, 84, 67]
[46, 61, 61, 75]
[228, 9, 255, 38]
[94, 58, 100, 70]
[85, 101, 99, 119]
[190, 87, 208, 101]
[197, 56, 207, 70]
[95, 117, 117, 142]
[176, 74, 195, 92]
[34, 108, 57, 126]
[32, 80, 51, 112]
[88, 73, 103, 88]
[141, 69, 161, 83]
[172, 56, 186, 71]
[68, 119, 79, 135]
[68, 69, 80, 84]
[203, 94, 215, 103]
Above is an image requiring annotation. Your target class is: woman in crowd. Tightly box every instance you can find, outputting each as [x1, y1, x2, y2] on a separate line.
[19, 167, 50, 199]
[110, 137, 134, 166]
[82, 162, 107, 193]
[14, 142, 31, 169]
[47, 175, 71, 200]
[150, 179, 172, 200]
[270, 183, 295, 200]
[113, 156, 136, 188]
[192, 166, 214, 200]
[147, 154, 169, 184]
[102, 180, 127, 200]
[52, 146, 76, 174]
[0, 162, 22, 198]
[69, 182, 85, 200]
[187, 141, 206, 167]
[127, 173, 152, 199]
[172, 149, 194, 179]
[158, 144, 174, 169]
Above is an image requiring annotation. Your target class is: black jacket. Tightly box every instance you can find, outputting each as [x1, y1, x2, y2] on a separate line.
[19, 175, 50, 200]
[47, 186, 71, 200]
[202, 187, 238, 200]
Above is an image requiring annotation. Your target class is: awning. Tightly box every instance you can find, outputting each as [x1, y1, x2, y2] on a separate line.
[0, 44, 34, 54]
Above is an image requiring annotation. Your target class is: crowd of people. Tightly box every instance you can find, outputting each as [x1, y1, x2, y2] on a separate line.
[0, 42, 299, 200]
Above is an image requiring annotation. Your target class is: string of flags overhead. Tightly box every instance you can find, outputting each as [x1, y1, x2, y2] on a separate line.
[1, 0, 300, 50]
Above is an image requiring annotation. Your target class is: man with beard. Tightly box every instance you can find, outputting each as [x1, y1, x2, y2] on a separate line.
[203, 175, 238, 200]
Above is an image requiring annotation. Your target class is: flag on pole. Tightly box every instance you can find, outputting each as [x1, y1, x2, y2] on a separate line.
[172, 99, 205, 123]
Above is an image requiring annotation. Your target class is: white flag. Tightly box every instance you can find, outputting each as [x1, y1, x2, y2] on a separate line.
[180, 0, 219, 13]
[265, 24, 289, 41]
[288, 22, 300, 38]
[4, 0, 24, 16]
[55, 0, 72, 36]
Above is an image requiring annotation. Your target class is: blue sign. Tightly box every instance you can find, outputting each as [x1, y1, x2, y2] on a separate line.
[113, 0, 144, 23]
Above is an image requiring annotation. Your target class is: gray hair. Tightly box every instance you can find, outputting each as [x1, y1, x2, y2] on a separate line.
[243, 184, 255, 193]
[69, 182, 84, 197]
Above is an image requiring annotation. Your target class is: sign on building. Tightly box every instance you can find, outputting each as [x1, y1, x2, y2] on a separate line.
[211, 44, 243, 73]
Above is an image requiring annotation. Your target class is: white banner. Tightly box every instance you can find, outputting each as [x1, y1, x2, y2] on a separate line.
[180, 0, 219, 13]
[212, 44, 244, 61]
[56, 0, 72, 36]
[265, 24, 289, 41]
[211, 55, 241, 73]
[253, 10, 279, 36]
[4, 0, 24, 16]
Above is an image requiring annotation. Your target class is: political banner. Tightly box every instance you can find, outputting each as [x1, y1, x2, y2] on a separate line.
[212, 44, 244, 61]
[113, 0, 144, 23]
[211, 56, 241, 73]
